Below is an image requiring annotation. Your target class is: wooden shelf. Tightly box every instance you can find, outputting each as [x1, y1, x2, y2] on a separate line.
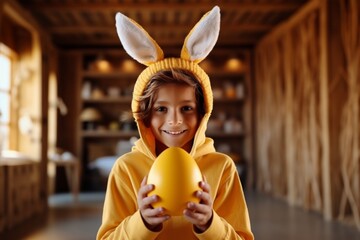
[82, 71, 140, 79]
[83, 97, 132, 104]
[214, 98, 244, 104]
[208, 71, 245, 77]
[82, 130, 139, 138]
[206, 131, 244, 138]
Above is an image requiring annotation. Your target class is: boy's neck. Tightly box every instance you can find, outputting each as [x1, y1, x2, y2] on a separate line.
[155, 140, 193, 156]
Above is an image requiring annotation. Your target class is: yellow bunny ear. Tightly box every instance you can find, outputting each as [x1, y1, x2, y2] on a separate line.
[181, 6, 221, 64]
[115, 12, 164, 66]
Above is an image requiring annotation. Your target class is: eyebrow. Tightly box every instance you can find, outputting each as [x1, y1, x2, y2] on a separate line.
[154, 100, 196, 104]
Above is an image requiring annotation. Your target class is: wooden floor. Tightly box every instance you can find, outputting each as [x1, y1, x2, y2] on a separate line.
[1, 191, 360, 240]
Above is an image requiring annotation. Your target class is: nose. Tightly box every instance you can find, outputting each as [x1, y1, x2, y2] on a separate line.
[167, 110, 183, 126]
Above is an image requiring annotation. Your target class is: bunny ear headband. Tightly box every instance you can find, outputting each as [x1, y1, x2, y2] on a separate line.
[115, 6, 220, 115]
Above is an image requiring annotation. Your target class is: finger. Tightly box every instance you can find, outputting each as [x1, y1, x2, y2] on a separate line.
[196, 190, 211, 205]
[142, 206, 166, 217]
[184, 209, 205, 219]
[199, 181, 211, 193]
[141, 176, 147, 187]
[140, 194, 159, 211]
[149, 215, 170, 225]
[184, 202, 212, 228]
[145, 213, 170, 226]
[142, 195, 159, 208]
[186, 201, 209, 214]
[142, 207, 170, 225]
[137, 184, 154, 203]
[183, 208, 208, 225]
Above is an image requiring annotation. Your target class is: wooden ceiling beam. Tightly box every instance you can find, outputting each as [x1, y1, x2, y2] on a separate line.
[53, 35, 259, 48]
[23, 2, 302, 12]
[48, 23, 272, 34]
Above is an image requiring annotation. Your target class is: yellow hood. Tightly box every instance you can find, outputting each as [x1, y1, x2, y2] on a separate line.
[131, 58, 216, 160]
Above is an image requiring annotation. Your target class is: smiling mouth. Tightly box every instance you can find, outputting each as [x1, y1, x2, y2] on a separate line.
[163, 130, 186, 135]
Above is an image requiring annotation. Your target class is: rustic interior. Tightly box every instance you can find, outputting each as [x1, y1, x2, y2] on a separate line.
[1, 0, 360, 236]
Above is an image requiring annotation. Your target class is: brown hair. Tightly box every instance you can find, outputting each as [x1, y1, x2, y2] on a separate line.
[135, 68, 205, 127]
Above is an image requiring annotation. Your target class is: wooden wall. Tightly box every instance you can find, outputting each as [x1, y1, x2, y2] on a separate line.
[328, 0, 360, 228]
[0, 0, 58, 218]
[254, 0, 360, 229]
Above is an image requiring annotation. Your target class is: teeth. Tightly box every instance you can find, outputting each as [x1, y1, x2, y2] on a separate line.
[164, 130, 185, 135]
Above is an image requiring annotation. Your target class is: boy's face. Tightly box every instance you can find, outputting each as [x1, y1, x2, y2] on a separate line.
[150, 83, 199, 153]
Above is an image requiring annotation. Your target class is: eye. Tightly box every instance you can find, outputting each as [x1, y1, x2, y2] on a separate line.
[155, 106, 167, 112]
[181, 106, 194, 112]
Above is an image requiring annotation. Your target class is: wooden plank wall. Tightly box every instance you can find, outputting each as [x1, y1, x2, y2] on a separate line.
[329, 0, 360, 228]
[254, 0, 360, 228]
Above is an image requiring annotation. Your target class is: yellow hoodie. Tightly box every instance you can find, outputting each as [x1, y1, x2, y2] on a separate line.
[96, 61, 253, 240]
[97, 6, 253, 240]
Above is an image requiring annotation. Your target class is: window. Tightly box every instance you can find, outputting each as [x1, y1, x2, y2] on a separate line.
[0, 44, 13, 151]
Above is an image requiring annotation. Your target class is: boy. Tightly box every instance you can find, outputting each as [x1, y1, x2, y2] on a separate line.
[97, 6, 254, 240]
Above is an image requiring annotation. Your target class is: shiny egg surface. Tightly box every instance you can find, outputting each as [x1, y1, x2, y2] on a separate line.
[147, 147, 202, 215]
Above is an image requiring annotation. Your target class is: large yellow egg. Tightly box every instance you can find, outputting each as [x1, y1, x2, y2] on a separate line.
[147, 147, 202, 216]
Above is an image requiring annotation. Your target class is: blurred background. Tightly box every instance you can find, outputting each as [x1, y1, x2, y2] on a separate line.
[1, 0, 360, 239]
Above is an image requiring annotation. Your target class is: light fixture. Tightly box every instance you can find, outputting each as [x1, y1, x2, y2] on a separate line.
[122, 59, 137, 72]
[96, 54, 111, 72]
[226, 57, 243, 72]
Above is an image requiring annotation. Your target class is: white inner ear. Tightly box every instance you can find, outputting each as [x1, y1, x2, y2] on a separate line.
[116, 12, 162, 65]
[185, 7, 220, 61]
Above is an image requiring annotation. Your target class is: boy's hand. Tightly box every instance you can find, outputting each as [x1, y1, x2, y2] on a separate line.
[137, 176, 170, 231]
[183, 178, 213, 233]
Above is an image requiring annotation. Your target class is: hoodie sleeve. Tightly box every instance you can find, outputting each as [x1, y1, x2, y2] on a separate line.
[195, 158, 254, 240]
[96, 162, 161, 240]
